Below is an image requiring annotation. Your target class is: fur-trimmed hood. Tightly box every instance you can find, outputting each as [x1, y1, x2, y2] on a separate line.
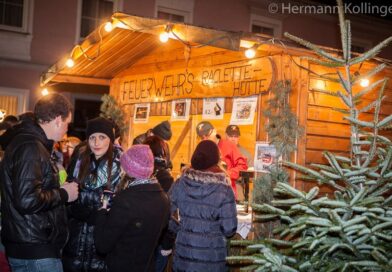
[179, 167, 230, 199]
[182, 167, 227, 184]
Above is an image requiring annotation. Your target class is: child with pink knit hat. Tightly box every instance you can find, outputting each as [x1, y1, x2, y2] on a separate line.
[94, 145, 170, 272]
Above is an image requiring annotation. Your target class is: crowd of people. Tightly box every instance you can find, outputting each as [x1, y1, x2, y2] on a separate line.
[0, 93, 250, 272]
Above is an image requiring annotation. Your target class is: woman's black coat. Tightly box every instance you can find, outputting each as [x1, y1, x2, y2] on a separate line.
[94, 182, 170, 272]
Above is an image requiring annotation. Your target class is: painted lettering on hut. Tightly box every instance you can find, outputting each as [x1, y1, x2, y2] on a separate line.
[117, 57, 274, 103]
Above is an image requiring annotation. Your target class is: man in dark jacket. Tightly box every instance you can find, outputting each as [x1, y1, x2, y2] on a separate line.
[0, 93, 79, 272]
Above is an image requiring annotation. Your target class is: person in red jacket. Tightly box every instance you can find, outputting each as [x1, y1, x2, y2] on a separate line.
[195, 121, 248, 198]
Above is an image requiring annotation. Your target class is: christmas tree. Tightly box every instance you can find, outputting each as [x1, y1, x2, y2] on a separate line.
[100, 94, 128, 138]
[228, 0, 392, 271]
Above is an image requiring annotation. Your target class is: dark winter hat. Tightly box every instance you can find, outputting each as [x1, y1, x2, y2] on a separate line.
[225, 125, 240, 137]
[196, 121, 214, 138]
[121, 145, 154, 179]
[152, 121, 172, 141]
[191, 140, 220, 170]
[86, 117, 115, 142]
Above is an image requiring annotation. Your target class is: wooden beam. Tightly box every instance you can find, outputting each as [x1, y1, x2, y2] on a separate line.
[171, 116, 193, 160]
[112, 13, 242, 51]
[50, 74, 110, 86]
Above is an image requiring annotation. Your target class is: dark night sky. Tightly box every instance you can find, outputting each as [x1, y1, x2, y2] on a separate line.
[311, 0, 392, 21]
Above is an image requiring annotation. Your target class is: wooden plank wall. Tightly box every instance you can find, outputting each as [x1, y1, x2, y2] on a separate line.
[119, 99, 257, 178]
[111, 44, 392, 192]
[111, 52, 309, 187]
[304, 62, 392, 193]
[111, 47, 282, 178]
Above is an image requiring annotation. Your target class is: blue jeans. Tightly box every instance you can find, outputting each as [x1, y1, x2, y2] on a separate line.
[155, 246, 169, 272]
[8, 257, 63, 272]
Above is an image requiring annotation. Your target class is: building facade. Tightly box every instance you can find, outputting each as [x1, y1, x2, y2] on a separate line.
[0, 0, 391, 118]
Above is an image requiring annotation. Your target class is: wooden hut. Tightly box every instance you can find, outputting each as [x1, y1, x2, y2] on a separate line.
[41, 13, 392, 191]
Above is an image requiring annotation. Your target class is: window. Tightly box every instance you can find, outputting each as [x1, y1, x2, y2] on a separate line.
[80, 0, 113, 38]
[0, 87, 29, 116]
[0, 0, 23, 28]
[250, 14, 282, 37]
[155, 0, 194, 23]
[251, 25, 274, 36]
[157, 10, 185, 22]
[71, 93, 103, 139]
[0, 0, 31, 32]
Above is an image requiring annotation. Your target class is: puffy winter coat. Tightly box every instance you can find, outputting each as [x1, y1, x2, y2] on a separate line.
[169, 168, 237, 272]
[0, 120, 68, 259]
[62, 145, 122, 272]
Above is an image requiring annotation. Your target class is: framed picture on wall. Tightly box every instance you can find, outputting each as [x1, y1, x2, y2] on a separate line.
[171, 99, 191, 121]
[134, 103, 150, 123]
[230, 96, 258, 125]
[254, 142, 277, 173]
[202, 98, 225, 120]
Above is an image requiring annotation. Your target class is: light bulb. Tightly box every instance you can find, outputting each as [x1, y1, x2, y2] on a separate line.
[104, 22, 113, 32]
[245, 48, 256, 59]
[66, 58, 74, 68]
[41, 88, 49, 96]
[360, 78, 369, 87]
[159, 32, 169, 43]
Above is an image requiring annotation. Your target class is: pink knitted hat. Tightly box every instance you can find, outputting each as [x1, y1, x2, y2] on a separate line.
[120, 145, 154, 179]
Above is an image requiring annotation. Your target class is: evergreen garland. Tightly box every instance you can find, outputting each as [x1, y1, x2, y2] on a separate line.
[252, 80, 303, 238]
[100, 94, 128, 137]
[264, 80, 304, 160]
[228, 0, 392, 271]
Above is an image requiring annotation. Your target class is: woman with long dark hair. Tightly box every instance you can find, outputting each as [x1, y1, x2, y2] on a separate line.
[62, 117, 122, 272]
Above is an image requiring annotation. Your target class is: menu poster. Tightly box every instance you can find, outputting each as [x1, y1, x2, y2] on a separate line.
[202, 98, 225, 120]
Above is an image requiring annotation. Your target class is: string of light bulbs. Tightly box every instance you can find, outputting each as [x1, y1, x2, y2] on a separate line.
[43, 14, 387, 96]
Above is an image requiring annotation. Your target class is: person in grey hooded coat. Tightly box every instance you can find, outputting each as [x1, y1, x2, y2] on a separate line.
[169, 140, 237, 272]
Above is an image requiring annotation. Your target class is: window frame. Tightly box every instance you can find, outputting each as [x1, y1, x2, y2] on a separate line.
[75, 0, 123, 42]
[0, 0, 33, 33]
[250, 14, 282, 38]
[155, 0, 194, 24]
[0, 86, 29, 115]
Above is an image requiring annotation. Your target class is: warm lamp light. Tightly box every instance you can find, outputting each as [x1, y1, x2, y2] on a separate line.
[360, 78, 370, 87]
[104, 22, 113, 32]
[244, 44, 258, 59]
[159, 25, 173, 43]
[114, 21, 127, 29]
[245, 48, 256, 59]
[66, 58, 74, 68]
[41, 88, 49, 96]
[159, 32, 169, 43]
